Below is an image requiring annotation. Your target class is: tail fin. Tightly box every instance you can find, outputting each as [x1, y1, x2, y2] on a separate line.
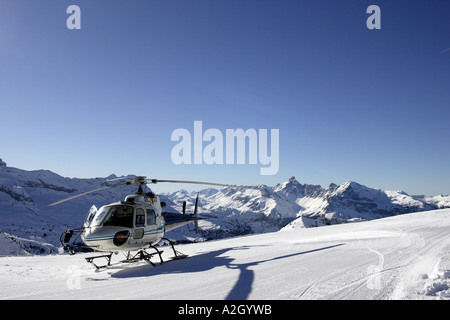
[192, 192, 199, 234]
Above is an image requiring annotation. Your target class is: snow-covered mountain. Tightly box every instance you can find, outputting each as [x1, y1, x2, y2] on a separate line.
[1, 161, 449, 256]
[169, 176, 448, 234]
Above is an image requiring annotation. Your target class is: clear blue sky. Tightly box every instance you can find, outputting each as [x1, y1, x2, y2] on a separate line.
[1, 0, 449, 195]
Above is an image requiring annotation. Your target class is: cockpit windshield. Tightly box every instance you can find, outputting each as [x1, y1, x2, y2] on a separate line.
[91, 205, 134, 228]
[83, 205, 98, 228]
[90, 206, 109, 227]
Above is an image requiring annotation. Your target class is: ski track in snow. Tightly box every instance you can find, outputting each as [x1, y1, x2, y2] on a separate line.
[1, 209, 450, 300]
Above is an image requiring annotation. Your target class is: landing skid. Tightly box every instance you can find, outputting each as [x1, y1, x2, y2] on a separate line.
[85, 238, 187, 269]
[122, 246, 164, 266]
[85, 253, 114, 269]
[162, 237, 188, 260]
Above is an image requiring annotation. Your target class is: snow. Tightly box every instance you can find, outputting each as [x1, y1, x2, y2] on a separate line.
[1, 209, 450, 300]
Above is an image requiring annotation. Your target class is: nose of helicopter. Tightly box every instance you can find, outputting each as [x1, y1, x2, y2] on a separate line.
[81, 227, 95, 247]
[82, 227, 111, 250]
[82, 227, 131, 251]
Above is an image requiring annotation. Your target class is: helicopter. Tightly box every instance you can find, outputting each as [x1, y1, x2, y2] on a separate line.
[49, 176, 249, 269]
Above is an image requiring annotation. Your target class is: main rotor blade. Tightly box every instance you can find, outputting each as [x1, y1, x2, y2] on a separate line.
[48, 182, 128, 206]
[48, 186, 112, 206]
[146, 179, 253, 189]
[100, 176, 133, 184]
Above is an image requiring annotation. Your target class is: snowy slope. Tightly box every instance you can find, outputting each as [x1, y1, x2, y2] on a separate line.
[1, 209, 450, 300]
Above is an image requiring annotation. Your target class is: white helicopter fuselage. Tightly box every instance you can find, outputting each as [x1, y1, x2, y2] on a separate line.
[81, 194, 165, 252]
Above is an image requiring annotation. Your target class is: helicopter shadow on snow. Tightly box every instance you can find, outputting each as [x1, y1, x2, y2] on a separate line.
[110, 243, 344, 299]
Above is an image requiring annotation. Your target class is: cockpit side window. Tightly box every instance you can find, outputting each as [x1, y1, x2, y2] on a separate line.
[147, 208, 156, 225]
[102, 205, 134, 228]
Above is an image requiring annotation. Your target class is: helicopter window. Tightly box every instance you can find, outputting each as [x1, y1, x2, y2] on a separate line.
[102, 205, 134, 228]
[147, 209, 156, 225]
[91, 206, 110, 227]
[86, 212, 95, 226]
[135, 208, 145, 227]
[84, 205, 97, 228]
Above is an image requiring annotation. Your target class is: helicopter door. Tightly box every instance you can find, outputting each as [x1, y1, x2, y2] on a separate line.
[147, 208, 156, 226]
[133, 208, 145, 239]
